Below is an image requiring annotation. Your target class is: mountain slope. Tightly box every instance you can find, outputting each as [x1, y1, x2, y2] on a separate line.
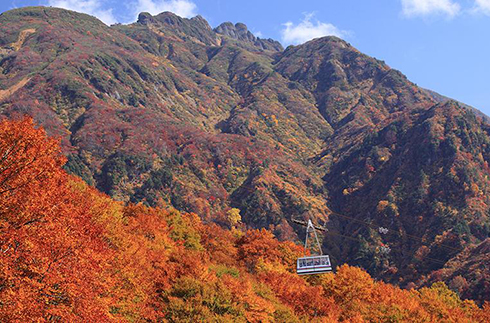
[324, 101, 490, 286]
[0, 6, 489, 302]
[0, 7, 331, 235]
[1, 117, 488, 322]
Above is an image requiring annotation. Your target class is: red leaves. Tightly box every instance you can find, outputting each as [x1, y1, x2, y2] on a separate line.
[0, 118, 487, 322]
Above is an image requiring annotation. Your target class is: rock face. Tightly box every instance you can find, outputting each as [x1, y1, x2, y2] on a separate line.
[214, 21, 283, 51]
[0, 6, 489, 301]
[215, 22, 255, 42]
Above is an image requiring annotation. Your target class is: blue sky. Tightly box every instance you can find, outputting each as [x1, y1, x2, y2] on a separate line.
[2, 0, 490, 115]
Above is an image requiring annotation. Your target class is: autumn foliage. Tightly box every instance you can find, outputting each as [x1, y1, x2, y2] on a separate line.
[0, 118, 488, 322]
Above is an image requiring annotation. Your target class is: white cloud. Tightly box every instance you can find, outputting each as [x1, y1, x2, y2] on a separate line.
[48, 0, 117, 25]
[133, 0, 197, 18]
[401, 0, 461, 18]
[473, 0, 490, 15]
[281, 13, 345, 45]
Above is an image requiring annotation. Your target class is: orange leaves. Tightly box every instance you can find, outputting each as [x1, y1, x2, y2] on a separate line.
[0, 118, 488, 322]
[221, 275, 275, 323]
[324, 264, 375, 303]
[236, 228, 303, 275]
[261, 270, 339, 320]
[236, 228, 283, 269]
[479, 302, 490, 322]
[0, 118, 112, 322]
[200, 223, 238, 266]
[0, 117, 65, 227]
[320, 265, 376, 319]
[314, 265, 489, 322]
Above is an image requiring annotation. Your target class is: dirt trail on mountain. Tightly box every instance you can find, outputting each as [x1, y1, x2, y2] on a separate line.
[0, 77, 31, 102]
[11, 29, 36, 51]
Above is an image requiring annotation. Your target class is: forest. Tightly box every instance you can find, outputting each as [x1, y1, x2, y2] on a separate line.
[1, 117, 489, 321]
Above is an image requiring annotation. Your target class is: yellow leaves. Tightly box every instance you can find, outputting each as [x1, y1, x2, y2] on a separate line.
[260, 113, 279, 127]
[165, 210, 204, 251]
[377, 200, 389, 212]
[376, 200, 399, 216]
[470, 182, 480, 196]
[270, 114, 278, 126]
[231, 226, 244, 239]
[226, 208, 242, 227]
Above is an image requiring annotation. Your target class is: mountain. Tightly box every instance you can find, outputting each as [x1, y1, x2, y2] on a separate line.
[0, 6, 489, 302]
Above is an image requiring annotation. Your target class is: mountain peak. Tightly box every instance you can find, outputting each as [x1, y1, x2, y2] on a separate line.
[214, 21, 283, 52]
[214, 21, 255, 42]
[134, 11, 218, 46]
[190, 14, 208, 25]
[137, 12, 155, 25]
[137, 11, 212, 31]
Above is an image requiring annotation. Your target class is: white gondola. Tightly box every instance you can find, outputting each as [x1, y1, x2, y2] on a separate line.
[297, 255, 332, 275]
[294, 219, 332, 275]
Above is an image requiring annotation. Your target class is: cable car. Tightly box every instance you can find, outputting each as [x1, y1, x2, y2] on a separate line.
[297, 255, 332, 275]
[294, 219, 332, 275]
